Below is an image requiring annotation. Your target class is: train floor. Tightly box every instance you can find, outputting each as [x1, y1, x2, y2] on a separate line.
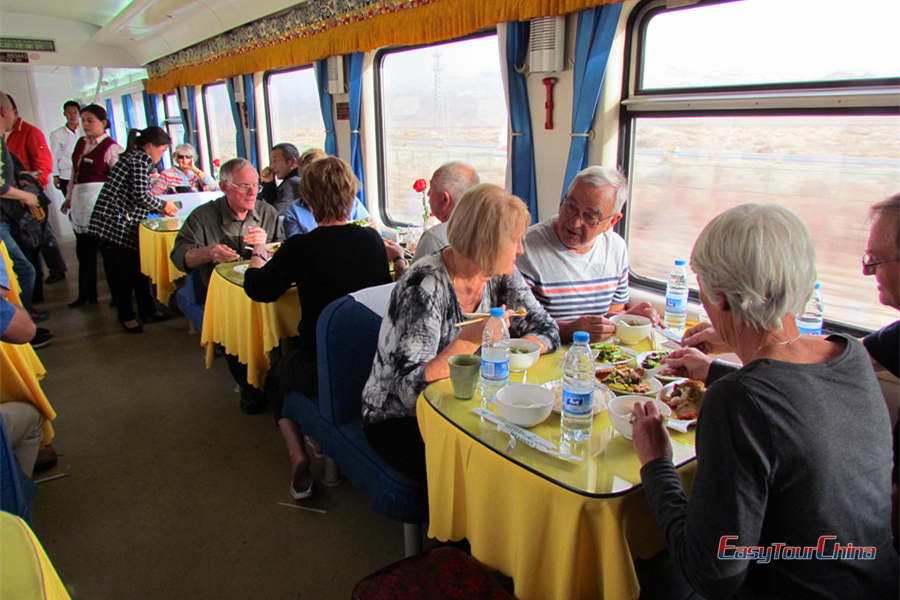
[28, 235, 402, 600]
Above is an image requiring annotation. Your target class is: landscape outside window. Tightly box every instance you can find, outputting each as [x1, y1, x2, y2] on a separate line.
[203, 83, 237, 168]
[265, 67, 325, 154]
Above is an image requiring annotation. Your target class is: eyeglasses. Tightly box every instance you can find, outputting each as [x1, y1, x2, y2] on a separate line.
[862, 252, 900, 275]
[175, 154, 193, 160]
[230, 182, 260, 194]
[560, 198, 613, 228]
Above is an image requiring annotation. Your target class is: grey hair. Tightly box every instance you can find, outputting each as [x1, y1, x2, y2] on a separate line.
[174, 143, 196, 156]
[219, 158, 253, 184]
[871, 193, 900, 252]
[691, 203, 817, 333]
[432, 162, 480, 205]
[566, 166, 629, 214]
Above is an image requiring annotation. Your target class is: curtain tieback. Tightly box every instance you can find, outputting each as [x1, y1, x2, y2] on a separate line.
[510, 132, 524, 137]
[571, 131, 594, 139]
[325, 130, 335, 134]
[350, 130, 360, 134]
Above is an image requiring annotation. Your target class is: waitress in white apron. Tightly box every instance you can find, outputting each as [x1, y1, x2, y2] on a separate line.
[61, 104, 123, 308]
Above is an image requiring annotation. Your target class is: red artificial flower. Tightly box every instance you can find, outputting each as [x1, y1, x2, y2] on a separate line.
[212, 158, 221, 168]
[413, 178, 427, 193]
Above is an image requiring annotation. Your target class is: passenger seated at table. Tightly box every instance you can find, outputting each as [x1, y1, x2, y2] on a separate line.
[630, 204, 898, 598]
[411, 162, 479, 262]
[150, 143, 217, 195]
[244, 156, 396, 499]
[281, 148, 371, 238]
[515, 166, 659, 343]
[361, 184, 560, 483]
[171, 157, 282, 413]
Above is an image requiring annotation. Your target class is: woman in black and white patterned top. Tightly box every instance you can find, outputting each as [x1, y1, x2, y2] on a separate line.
[362, 183, 560, 482]
[89, 126, 176, 333]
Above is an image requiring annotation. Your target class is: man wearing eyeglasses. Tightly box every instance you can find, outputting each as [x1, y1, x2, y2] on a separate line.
[150, 143, 217, 195]
[171, 157, 282, 413]
[516, 165, 659, 343]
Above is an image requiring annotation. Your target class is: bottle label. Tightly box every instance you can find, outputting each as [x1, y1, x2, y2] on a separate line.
[562, 389, 593, 416]
[481, 359, 509, 381]
[666, 296, 687, 313]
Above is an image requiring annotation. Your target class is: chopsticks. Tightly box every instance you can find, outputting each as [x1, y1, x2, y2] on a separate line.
[456, 308, 527, 327]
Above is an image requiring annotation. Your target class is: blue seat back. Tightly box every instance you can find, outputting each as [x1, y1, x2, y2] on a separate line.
[0, 413, 36, 523]
[175, 270, 205, 331]
[315, 296, 382, 427]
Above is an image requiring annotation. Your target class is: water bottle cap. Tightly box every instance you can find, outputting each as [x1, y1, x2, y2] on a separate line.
[489, 307, 504, 318]
[674, 259, 686, 266]
[572, 331, 589, 343]
[814, 282, 820, 290]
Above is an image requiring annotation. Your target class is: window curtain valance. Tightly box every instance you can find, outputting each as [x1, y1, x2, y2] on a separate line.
[145, 0, 623, 94]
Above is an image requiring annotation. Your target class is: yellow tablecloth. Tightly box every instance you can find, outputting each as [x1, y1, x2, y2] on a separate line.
[0, 243, 55, 444]
[0, 511, 70, 600]
[417, 337, 696, 600]
[200, 261, 301, 389]
[138, 218, 184, 305]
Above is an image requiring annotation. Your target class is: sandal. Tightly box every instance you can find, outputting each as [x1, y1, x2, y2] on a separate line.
[304, 435, 324, 459]
[289, 478, 314, 500]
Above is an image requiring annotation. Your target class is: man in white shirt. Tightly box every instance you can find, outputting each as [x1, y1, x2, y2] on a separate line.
[516, 165, 659, 343]
[49, 100, 82, 194]
[412, 162, 479, 261]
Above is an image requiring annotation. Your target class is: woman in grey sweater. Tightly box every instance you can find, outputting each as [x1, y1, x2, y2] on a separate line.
[631, 203, 897, 598]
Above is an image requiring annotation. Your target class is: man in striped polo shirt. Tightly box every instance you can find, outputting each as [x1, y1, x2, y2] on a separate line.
[516, 165, 659, 343]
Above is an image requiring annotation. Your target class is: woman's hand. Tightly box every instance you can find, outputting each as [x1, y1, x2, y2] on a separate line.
[682, 321, 729, 354]
[161, 200, 177, 217]
[662, 347, 715, 382]
[60, 199, 71, 215]
[631, 400, 673, 465]
[624, 301, 661, 326]
[383, 239, 403, 261]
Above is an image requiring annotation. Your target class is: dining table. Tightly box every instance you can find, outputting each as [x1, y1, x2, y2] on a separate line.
[138, 191, 220, 304]
[416, 333, 697, 600]
[0, 243, 55, 445]
[200, 260, 300, 389]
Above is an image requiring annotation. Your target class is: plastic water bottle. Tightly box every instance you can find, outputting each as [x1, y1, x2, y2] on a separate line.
[479, 307, 510, 404]
[664, 259, 689, 332]
[796, 282, 824, 335]
[561, 331, 595, 442]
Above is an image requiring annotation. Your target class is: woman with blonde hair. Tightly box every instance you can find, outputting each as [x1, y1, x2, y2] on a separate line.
[361, 183, 560, 482]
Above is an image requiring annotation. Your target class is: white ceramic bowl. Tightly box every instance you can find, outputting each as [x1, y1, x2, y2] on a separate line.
[590, 343, 638, 367]
[635, 349, 673, 377]
[608, 395, 671, 440]
[507, 338, 541, 372]
[495, 383, 555, 428]
[610, 314, 652, 345]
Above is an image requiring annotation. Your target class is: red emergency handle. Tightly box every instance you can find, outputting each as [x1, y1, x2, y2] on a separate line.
[542, 77, 558, 130]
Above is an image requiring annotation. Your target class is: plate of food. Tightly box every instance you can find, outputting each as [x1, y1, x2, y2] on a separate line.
[590, 343, 637, 367]
[595, 365, 661, 396]
[636, 349, 672, 377]
[233, 264, 249, 274]
[658, 379, 706, 432]
[265, 241, 282, 252]
[655, 367, 687, 384]
[542, 379, 612, 415]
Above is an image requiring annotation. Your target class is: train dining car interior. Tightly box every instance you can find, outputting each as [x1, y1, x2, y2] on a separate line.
[0, 0, 897, 598]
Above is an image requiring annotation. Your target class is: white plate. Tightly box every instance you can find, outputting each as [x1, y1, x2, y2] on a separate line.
[656, 372, 686, 384]
[233, 264, 249, 274]
[603, 375, 662, 397]
[635, 349, 673, 377]
[542, 380, 612, 415]
[657, 380, 699, 432]
[591, 344, 638, 367]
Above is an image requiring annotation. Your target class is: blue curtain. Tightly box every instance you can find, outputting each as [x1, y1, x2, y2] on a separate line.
[184, 86, 201, 161]
[243, 74, 259, 169]
[142, 91, 159, 126]
[505, 23, 538, 222]
[348, 53, 365, 206]
[560, 3, 622, 201]
[314, 60, 337, 156]
[104, 98, 118, 144]
[225, 78, 248, 159]
[121, 94, 135, 130]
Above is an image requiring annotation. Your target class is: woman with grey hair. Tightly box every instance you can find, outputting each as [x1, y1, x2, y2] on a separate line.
[150, 142, 217, 195]
[631, 204, 897, 597]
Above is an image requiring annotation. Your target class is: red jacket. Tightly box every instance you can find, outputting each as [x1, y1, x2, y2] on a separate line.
[7, 118, 53, 188]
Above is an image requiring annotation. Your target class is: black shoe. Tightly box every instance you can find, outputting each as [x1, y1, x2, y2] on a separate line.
[45, 272, 65, 284]
[142, 312, 172, 324]
[239, 387, 266, 414]
[31, 328, 53, 348]
[121, 320, 144, 334]
[33, 445, 58, 472]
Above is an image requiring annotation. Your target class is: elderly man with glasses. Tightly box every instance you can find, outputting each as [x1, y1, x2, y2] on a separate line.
[171, 158, 282, 413]
[516, 165, 659, 343]
[150, 143, 217, 195]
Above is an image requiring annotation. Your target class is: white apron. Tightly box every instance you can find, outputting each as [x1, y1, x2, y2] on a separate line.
[69, 182, 104, 234]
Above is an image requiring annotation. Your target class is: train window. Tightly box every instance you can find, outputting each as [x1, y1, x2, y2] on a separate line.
[264, 67, 324, 154]
[622, 0, 900, 333]
[376, 32, 508, 226]
[110, 98, 127, 145]
[163, 93, 185, 160]
[130, 93, 147, 129]
[202, 82, 238, 166]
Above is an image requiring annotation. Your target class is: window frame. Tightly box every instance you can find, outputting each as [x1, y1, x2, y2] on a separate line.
[262, 64, 319, 156]
[373, 28, 502, 227]
[617, 0, 900, 336]
[162, 93, 185, 160]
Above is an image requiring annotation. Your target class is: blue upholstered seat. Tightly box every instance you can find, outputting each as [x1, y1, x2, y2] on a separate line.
[175, 270, 205, 332]
[281, 295, 427, 528]
[0, 413, 37, 524]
